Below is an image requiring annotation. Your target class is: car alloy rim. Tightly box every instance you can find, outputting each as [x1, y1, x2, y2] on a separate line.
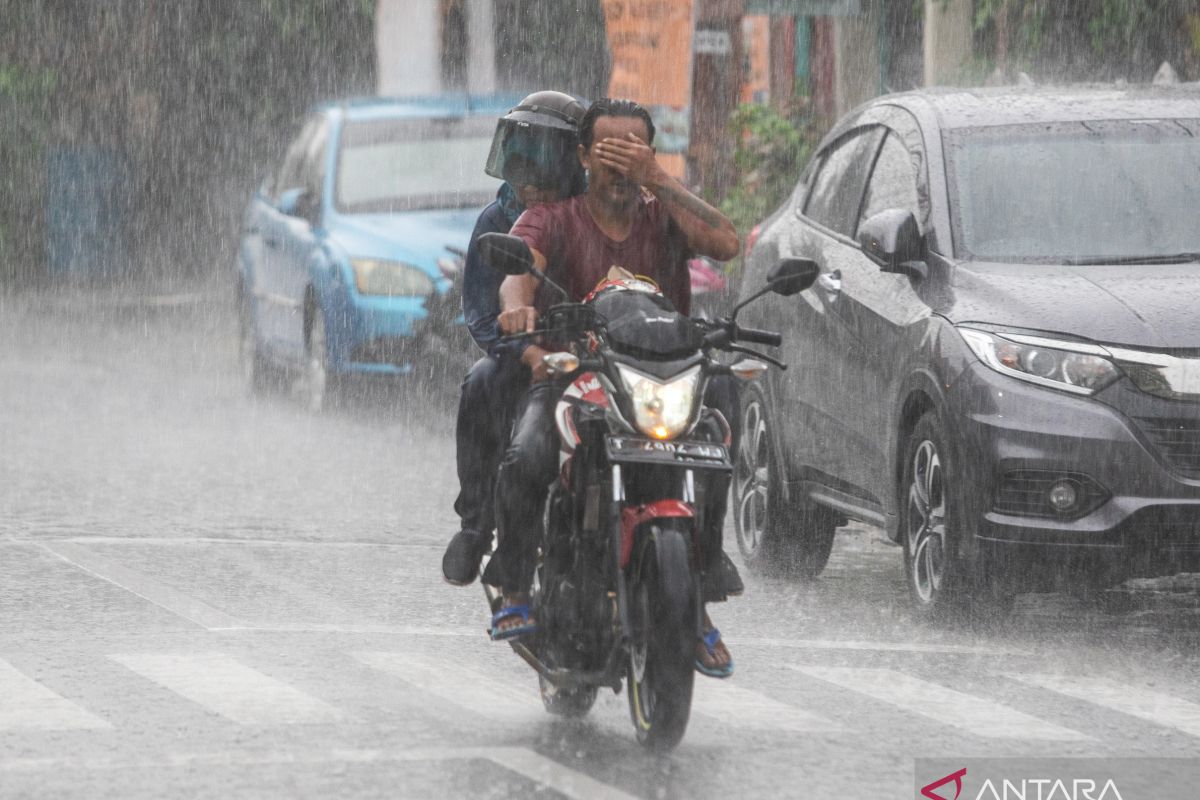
[734, 397, 770, 556]
[906, 439, 946, 603]
[308, 313, 327, 410]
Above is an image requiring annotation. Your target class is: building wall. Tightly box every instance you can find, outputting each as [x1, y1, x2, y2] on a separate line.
[376, 0, 441, 95]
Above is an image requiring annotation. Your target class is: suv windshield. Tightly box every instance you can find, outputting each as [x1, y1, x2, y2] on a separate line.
[947, 119, 1200, 263]
[336, 116, 500, 213]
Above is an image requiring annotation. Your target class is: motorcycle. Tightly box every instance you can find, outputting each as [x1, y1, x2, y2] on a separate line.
[477, 232, 818, 751]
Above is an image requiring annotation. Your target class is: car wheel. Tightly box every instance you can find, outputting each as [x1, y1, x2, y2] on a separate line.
[305, 304, 335, 412]
[900, 412, 1012, 621]
[238, 293, 274, 396]
[733, 382, 836, 579]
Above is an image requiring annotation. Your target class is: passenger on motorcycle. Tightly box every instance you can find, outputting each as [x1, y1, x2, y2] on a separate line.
[442, 91, 586, 587]
[493, 98, 743, 677]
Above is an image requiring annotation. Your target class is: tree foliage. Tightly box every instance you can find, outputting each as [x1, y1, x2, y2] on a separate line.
[970, 0, 1198, 81]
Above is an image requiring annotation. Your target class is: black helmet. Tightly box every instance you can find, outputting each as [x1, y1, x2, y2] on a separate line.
[485, 90, 586, 197]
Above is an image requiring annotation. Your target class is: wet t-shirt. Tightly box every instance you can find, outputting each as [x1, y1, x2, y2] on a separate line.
[509, 194, 692, 315]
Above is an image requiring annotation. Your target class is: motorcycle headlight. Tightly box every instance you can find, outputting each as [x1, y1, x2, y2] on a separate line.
[616, 364, 701, 440]
[350, 258, 435, 297]
[958, 328, 1121, 395]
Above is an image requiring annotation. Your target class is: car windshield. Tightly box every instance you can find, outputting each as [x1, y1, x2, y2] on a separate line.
[947, 119, 1200, 263]
[336, 116, 500, 213]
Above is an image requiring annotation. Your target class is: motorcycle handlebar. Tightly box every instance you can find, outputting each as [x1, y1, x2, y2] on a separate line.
[735, 326, 783, 347]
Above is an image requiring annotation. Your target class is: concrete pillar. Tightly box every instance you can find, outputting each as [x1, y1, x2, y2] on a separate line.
[923, 0, 972, 87]
[466, 0, 497, 94]
[376, 0, 441, 96]
[833, 9, 879, 117]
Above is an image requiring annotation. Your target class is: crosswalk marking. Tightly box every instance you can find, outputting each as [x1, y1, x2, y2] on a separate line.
[110, 652, 344, 725]
[790, 666, 1091, 741]
[1007, 673, 1200, 739]
[692, 680, 837, 732]
[0, 657, 110, 731]
[352, 651, 542, 723]
[41, 542, 241, 629]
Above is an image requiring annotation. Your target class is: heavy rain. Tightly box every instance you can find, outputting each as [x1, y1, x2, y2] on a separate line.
[2, 1, 1200, 797]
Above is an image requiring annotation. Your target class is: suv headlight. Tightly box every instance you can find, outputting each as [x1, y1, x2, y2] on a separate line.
[958, 328, 1121, 395]
[616, 364, 701, 440]
[350, 258, 435, 296]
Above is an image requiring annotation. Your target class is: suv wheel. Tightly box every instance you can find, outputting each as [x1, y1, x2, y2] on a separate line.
[734, 382, 836, 579]
[901, 412, 1012, 621]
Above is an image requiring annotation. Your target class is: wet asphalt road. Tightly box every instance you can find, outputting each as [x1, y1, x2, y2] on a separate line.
[2, 285, 1200, 799]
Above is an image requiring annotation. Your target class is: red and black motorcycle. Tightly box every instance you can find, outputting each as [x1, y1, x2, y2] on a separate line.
[478, 232, 817, 750]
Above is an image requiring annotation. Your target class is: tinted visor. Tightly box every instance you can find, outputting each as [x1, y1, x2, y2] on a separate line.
[484, 118, 582, 196]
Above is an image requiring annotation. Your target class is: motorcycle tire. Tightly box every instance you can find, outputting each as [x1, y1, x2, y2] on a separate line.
[626, 520, 696, 751]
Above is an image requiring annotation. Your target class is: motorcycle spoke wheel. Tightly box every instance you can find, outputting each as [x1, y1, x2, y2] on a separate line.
[626, 523, 695, 751]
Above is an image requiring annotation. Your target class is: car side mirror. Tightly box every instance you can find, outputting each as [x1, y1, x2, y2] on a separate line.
[478, 233, 534, 276]
[278, 187, 318, 225]
[858, 209, 924, 273]
[766, 258, 819, 296]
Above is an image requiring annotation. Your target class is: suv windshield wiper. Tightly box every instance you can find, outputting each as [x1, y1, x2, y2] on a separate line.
[1061, 252, 1200, 266]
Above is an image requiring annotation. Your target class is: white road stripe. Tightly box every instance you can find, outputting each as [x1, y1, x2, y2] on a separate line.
[732, 636, 1028, 656]
[353, 651, 541, 723]
[110, 652, 344, 725]
[791, 666, 1090, 741]
[0, 658, 110, 731]
[1007, 673, 1200, 738]
[0, 745, 639, 799]
[41, 542, 241, 629]
[692, 680, 836, 732]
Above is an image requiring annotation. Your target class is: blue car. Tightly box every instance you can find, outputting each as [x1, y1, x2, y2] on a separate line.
[236, 94, 520, 409]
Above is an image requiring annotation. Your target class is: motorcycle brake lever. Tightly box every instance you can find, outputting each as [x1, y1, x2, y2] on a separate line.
[725, 344, 788, 370]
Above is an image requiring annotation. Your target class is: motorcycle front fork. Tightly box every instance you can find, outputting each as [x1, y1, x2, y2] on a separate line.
[610, 464, 704, 646]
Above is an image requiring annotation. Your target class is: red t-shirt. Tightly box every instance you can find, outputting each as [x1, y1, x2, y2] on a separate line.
[509, 194, 692, 315]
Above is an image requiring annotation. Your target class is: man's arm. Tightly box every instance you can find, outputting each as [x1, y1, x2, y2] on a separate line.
[497, 248, 551, 381]
[594, 133, 740, 261]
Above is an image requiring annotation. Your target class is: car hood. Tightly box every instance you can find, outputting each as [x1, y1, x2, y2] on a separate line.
[947, 261, 1200, 348]
[327, 208, 481, 272]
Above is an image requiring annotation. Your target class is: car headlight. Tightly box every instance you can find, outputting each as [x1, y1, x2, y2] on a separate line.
[958, 327, 1121, 395]
[616, 364, 701, 440]
[350, 258, 435, 297]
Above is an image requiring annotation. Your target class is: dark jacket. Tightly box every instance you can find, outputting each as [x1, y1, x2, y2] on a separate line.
[463, 184, 523, 354]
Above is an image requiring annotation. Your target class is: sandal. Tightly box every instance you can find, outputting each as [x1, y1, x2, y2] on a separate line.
[695, 627, 734, 679]
[489, 602, 538, 641]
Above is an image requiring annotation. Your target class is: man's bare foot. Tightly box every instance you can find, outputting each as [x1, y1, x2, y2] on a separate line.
[696, 611, 733, 675]
[491, 592, 535, 639]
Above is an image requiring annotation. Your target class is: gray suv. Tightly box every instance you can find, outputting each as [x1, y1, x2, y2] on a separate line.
[733, 85, 1200, 617]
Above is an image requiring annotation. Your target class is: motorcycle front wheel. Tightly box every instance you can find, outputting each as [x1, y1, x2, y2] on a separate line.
[626, 520, 696, 751]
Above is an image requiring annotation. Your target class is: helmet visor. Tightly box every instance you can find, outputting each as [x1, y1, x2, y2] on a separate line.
[484, 118, 580, 195]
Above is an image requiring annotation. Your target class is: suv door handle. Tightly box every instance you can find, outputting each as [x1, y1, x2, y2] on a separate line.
[818, 270, 842, 296]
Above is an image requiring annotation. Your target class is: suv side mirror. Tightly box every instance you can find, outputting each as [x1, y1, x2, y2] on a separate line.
[858, 209, 924, 272]
[478, 233, 534, 276]
[278, 187, 318, 225]
[766, 258, 819, 296]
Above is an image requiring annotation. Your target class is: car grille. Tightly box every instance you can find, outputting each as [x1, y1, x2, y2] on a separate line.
[1134, 417, 1200, 479]
[992, 470, 1108, 518]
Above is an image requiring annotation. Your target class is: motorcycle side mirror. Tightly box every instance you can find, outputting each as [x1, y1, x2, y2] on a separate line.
[478, 233, 534, 276]
[731, 257, 820, 319]
[766, 258, 819, 296]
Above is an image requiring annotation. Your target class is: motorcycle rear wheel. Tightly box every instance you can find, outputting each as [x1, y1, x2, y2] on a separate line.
[626, 520, 696, 751]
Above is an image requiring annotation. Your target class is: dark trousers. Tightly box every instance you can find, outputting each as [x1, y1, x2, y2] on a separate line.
[453, 355, 528, 536]
[491, 376, 741, 597]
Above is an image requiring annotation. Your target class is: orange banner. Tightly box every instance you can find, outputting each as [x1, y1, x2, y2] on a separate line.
[601, 0, 694, 176]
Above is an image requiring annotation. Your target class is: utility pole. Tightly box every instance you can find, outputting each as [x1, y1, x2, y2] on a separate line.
[689, 0, 744, 199]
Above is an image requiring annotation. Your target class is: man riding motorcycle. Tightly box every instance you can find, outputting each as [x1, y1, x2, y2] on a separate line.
[442, 91, 586, 586]
[491, 98, 743, 677]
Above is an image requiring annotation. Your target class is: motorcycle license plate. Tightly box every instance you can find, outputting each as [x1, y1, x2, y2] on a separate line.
[605, 435, 731, 470]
